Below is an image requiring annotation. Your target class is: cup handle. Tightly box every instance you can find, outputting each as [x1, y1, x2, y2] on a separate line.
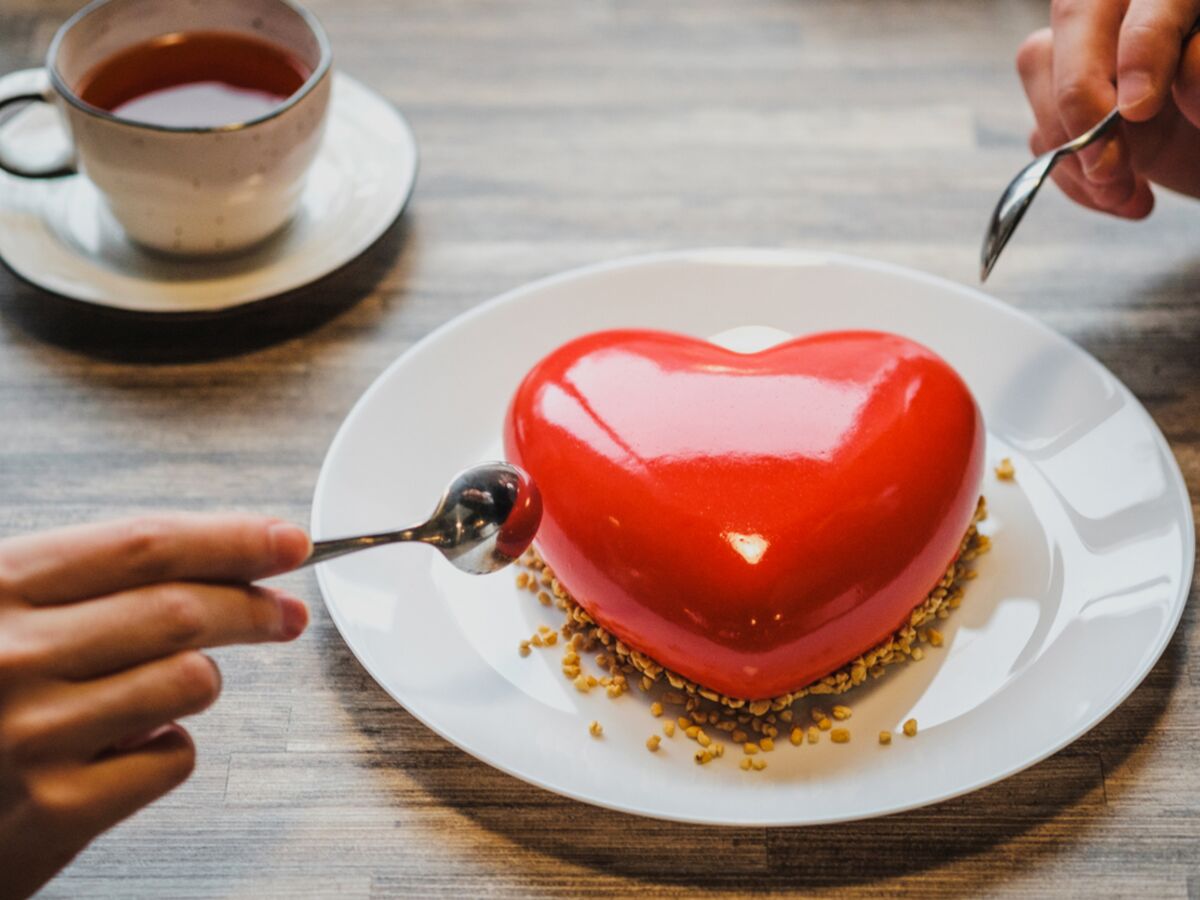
[0, 68, 76, 179]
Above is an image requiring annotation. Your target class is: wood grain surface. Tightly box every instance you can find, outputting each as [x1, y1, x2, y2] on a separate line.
[1, 0, 1198, 896]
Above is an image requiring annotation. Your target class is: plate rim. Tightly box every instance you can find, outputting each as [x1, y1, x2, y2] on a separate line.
[0, 71, 419, 313]
[312, 247, 1196, 826]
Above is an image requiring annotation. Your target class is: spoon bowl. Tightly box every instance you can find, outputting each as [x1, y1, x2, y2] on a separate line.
[980, 151, 1059, 282]
[305, 461, 542, 574]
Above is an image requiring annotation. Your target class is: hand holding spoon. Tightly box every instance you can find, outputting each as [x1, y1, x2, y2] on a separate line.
[980, 16, 1200, 282]
[304, 462, 542, 574]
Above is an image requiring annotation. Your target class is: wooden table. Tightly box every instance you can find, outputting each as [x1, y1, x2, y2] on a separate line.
[2, 0, 1198, 896]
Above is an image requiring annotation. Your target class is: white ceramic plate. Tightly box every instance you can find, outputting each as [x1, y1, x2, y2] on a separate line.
[0, 73, 416, 313]
[312, 249, 1194, 826]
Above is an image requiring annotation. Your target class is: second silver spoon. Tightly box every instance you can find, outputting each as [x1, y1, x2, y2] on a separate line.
[980, 107, 1119, 282]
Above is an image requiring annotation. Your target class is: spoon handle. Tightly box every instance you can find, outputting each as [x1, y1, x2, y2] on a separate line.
[1059, 107, 1121, 156]
[305, 529, 420, 567]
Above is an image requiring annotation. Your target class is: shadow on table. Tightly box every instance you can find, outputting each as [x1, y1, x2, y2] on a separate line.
[0, 214, 411, 364]
[327, 613, 1185, 895]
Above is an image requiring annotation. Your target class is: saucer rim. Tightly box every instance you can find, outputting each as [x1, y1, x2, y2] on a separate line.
[0, 72, 418, 315]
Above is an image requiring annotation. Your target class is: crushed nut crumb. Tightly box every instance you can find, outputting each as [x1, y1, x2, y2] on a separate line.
[516, 500, 985, 769]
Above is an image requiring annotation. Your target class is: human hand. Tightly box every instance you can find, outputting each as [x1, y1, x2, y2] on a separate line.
[0, 514, 312, 900]
[1016, 0, 1200, 217]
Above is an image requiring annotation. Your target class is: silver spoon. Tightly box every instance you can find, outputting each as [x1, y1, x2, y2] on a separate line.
[304, 461, 542, 574]
[982, 19, 1200, 282]
[980, 108, 1120, 282]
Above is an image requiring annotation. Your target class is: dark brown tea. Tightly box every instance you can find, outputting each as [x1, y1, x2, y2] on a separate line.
[76, 31, 311, 128]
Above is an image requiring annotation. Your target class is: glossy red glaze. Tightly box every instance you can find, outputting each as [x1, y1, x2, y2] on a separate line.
[496, 465, 543, 561]
[503, 330, 985, 700]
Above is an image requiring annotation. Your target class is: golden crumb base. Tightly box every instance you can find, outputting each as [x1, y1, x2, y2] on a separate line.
[514, 498, 988, 766]
[518, 496, 989, 715]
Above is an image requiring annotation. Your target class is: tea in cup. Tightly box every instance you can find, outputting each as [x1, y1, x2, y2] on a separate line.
[0, 0, 332, 256]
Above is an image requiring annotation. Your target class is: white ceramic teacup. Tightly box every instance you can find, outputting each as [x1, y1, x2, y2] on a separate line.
[0, 0, 332, 256]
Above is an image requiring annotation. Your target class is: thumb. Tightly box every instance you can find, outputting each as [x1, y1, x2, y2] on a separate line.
[1117, 1, 1200, 121]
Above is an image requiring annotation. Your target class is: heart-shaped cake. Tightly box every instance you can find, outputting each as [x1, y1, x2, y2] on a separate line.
[504, 329, 985, 701]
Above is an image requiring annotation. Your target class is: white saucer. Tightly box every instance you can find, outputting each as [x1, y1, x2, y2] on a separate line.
[0, 73, 417, 313]
[311, 249, 1194, 826]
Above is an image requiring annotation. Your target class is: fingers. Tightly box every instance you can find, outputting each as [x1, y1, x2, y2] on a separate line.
[1118, 0, 1200, 120]
[1173, 37, 1200, 126]
[1048, 0, 1134, 188]
[1018, 29, 1079, 162]
[27, 725, 196, 844]
[1017, 27, 1151, 217]
[1018, 30, 1110, 201]
[2, 652, 221, 762]
[1030, 130, 1155, 218]
[25, 582, 308, 680]
[0, 513, 311, 606]
[1030, 131, 1107, 212]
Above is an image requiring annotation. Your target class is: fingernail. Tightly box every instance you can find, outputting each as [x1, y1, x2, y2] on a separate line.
[1118, 71, 1154, 116]
[279, 595, 309, 638]
[268, 522, 312, 569]
[113, 724, 174, 751]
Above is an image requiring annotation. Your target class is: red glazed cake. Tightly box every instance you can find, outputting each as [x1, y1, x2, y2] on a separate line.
[504, 329, 986, 704]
